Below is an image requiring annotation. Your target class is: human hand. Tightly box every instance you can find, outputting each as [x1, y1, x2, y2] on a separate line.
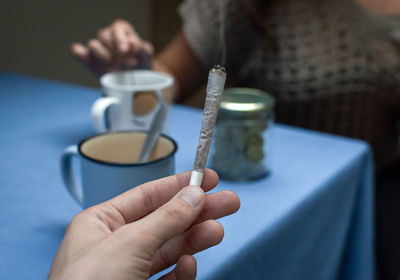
[71, 19, 154, 76]
[48, 169, 240, 280]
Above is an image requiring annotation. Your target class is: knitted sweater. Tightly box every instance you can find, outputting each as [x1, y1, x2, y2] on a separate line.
[179, 0, 400, 169]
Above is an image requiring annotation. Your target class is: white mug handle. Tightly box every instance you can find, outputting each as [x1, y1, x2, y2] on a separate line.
[60, 145, 83, 206]
[91, 97, 119, 132]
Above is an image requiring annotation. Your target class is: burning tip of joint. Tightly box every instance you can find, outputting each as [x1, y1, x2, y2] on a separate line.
[212, 64, 226, 73]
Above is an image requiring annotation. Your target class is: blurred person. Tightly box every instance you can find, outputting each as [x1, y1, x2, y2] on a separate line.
[48, 169, 240, 280]
[71, 0, 400, 278]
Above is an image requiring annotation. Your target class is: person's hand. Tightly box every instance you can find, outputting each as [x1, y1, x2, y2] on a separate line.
[48, 169, 240, 280]
[71, 19, 154, 76]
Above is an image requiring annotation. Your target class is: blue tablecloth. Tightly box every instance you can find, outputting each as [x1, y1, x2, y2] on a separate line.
[0, 72, 374, 280]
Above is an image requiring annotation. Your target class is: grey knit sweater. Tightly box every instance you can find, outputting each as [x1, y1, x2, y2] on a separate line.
[179, 0, 400, 169]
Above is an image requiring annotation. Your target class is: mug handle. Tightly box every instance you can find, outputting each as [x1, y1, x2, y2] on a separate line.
[91, 97, 119, 132]
[60, 145, 83, 206]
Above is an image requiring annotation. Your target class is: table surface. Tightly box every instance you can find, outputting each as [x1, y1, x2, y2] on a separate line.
[0, 72, 374, 280]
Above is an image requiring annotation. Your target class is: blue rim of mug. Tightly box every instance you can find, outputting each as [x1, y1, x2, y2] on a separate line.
[78, 131, 178, 167]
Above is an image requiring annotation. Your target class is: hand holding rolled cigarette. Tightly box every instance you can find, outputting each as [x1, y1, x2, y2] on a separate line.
[190, 65, 227, 186]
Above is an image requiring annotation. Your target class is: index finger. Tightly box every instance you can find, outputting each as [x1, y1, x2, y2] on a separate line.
[106, 169, 219, 224]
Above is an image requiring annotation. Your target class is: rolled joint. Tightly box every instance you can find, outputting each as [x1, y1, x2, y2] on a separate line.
[207, 65, 227, 94]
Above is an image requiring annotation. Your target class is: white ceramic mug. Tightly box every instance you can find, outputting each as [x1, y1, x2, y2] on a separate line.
[92, 70, 174, 133]
[60, 131, 178, 208]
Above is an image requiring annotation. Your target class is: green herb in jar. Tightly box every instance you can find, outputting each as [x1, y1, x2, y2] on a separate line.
[209, 88, 275, 181]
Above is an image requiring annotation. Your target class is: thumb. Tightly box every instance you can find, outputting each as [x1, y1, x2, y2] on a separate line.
[127, 186, 205, 251]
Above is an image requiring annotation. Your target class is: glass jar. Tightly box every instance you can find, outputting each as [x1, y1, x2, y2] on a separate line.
[209, 87, 275, 181]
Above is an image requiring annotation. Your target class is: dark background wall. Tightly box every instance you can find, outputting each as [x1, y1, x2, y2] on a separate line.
[0, 0, 182, 88]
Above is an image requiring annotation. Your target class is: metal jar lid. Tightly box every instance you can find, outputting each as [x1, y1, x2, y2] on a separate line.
[219, 87, 275, 115]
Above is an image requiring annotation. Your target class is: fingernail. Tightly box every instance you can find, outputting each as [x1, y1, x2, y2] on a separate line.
[179, 187, 204, 207]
